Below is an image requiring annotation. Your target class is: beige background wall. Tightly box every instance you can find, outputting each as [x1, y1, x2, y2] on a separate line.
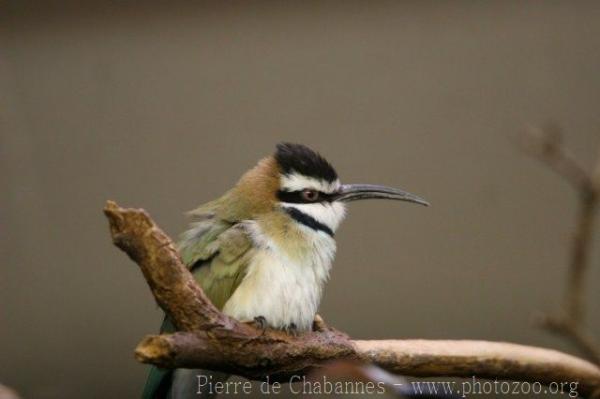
[1, 2, 600, 398]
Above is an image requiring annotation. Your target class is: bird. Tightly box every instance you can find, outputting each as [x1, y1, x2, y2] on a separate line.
[142, 142, 428, 399]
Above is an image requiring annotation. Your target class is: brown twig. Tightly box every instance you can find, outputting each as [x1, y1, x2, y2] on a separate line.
[517, 125, 591, 191]
[104, 201, 600, 397]
[518, 125, 600, 365]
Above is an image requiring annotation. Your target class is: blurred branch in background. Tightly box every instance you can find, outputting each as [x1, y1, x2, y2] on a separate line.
[104, 201, 600, 397]
[517, 125, 600, 365]
[0, 384, 21, 399]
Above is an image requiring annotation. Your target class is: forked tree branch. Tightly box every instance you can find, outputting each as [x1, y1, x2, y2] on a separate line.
[104, 201, 600, 397]
[518, 125, 600, 365]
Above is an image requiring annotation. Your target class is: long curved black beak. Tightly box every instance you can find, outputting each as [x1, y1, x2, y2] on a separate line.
[333, 184, 429, 206]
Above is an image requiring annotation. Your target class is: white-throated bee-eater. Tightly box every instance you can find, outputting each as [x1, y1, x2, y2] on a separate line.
[143, 143, 428, 399]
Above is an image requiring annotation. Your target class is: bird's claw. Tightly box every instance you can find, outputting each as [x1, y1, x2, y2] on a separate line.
[247, 316, 268, 336]
[286, 323, 300, 336]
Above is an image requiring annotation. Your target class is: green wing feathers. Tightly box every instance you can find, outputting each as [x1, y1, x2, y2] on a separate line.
[192, 224, 253, 309]
[142, 217, 253, 399]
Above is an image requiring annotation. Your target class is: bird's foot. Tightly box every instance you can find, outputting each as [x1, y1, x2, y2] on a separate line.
[286, 323, 300, 336]
[246, 316, 268, 336]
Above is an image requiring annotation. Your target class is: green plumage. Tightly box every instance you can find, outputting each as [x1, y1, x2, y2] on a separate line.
[141, 207, 254, 399]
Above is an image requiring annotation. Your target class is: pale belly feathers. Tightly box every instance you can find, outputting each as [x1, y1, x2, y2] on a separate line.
[221, 221, 336, 332]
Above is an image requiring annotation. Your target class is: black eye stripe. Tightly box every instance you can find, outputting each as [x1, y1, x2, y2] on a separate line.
[277, 190, 334, 203]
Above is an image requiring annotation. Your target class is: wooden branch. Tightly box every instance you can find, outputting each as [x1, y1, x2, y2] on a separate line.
[134, 333, 600, 395]
[518, 126, 600, 365]
[104, 201, 600, 398]
[354, 340, 600, 394]
[104, 201, 232, 332]
[135, 329, 357, 381]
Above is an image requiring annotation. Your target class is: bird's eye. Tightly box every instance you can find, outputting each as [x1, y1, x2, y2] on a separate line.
[301, 189, 319, 202]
